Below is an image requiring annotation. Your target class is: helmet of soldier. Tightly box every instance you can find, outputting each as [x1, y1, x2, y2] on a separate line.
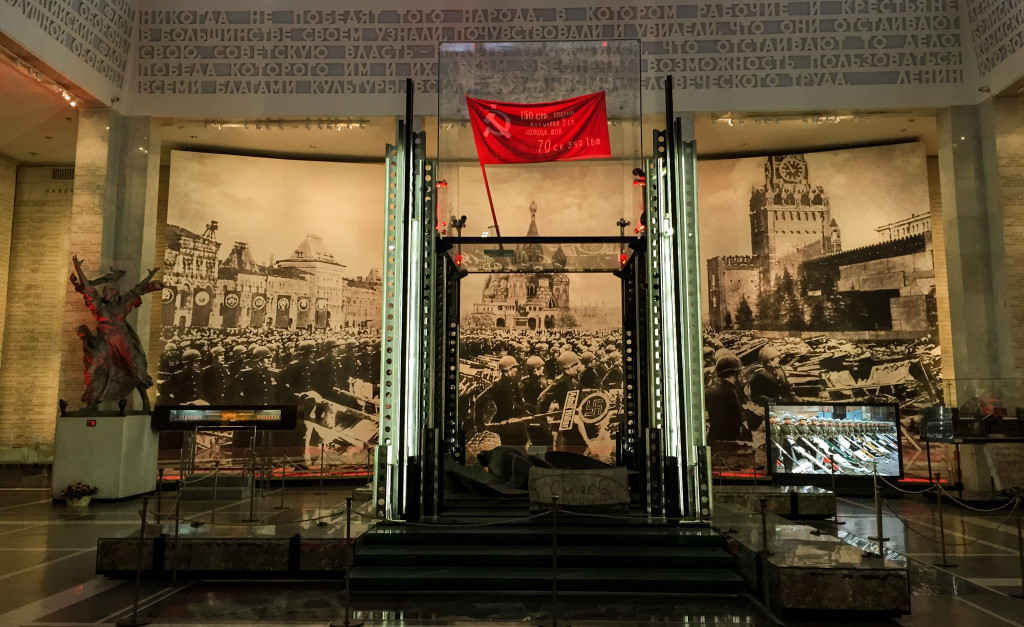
[714, 353, 742, 377]
[759, 345, 781, 362]
[164, 342, 178, 353]
[557, 351, 581, 371]
[297, 340, 316, 353]
[497, 355, 518, 373]
[231, 345, 248, 358]
[608, 350, 621, 360]
[323, 338, 340, 349]
[210, 346, 225, 357]
[526, 355, 545, 369]
[182, 348, 201, 362]
[252, 345, 272, 359]
[580, 351, 596, 365]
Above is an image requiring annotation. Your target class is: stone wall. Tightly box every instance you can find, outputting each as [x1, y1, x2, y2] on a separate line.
[0, 165, 74, 451]
[0, 156, 16, 371]
[997, 98, 1024, 376]
[0, 0, 134, 103]
[126, 0, 972, 117]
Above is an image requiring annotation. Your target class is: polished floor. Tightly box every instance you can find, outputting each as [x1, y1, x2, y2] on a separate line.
[0, 467, 1022, 626]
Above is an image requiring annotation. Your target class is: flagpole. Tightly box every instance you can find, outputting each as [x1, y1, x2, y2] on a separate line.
[478, 161, 504, 250]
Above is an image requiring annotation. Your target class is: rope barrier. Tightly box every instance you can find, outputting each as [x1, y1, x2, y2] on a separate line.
[881, 496, 1021, 548]
[876, 473, 938, 495]
[935, 485, 1019, 513]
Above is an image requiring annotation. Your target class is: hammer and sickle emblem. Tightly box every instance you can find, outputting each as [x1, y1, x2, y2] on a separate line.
[483, 109, 512, 139]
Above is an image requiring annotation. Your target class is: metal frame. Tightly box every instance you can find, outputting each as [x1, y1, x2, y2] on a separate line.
[375, 81, 711, 522]
[643, 123, 713, 521]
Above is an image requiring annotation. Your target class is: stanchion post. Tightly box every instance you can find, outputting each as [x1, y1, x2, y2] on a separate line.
[210, 461, 219, 525]
[868, 462, 889, 554]
[116, 496, 151, 627]
[830, 462, 845, 525]
[934, 476, 957, 567]
[331, 499, 364, 627]
[1014, 492, 1024, 599]
[316, 442, 327, 495]
[243, 449, 259, 522]
[172, 481, 181, 585]
[758, 497, 772, 556]
[156, 468, 164, 520]
[549, 495, 566, 627]
[275, 455, 288, 510]
[758, 497, 772, 614]
[346, 496, 353, 542]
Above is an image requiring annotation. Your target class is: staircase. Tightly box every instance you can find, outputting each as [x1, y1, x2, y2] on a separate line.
[349, 505, 744, 594]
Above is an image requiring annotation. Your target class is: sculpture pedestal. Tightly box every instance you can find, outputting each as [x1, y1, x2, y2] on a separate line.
[52, 414, 158, 500]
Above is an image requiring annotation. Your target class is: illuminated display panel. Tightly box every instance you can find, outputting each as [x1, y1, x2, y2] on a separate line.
[767, 403, 903, 479]
[152, 406, 297, 430]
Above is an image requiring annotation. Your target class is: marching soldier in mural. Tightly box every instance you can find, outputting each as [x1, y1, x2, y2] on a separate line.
[237, 345, 277, 405]
[201, 345, 230, 404]
[313, 338, 349, 403]
[70, 256, 163, 412]
[601, 351, 623, 389]
[279, 339, 318, 402]
[579, 351, 600, 389]
[520, 355, 552, 446]
[473, 355, 530, 447]
[748, 345, 796, 406]
[161, 348, 205, 404]
[537, 350, 590, 452]
[224, 344, 248, 403]
[705, 352, 750, 443]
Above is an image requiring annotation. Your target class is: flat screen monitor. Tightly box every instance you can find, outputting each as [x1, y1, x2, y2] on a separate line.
[151, 405, 298, 431]
[766, 402, 903, 480]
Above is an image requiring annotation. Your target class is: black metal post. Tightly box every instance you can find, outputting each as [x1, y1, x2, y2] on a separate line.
[172, 481, 181, 585]
[329, 528, 364, 627]
[316, 442, 327, 495]
[346, 496, 353, 542]
[116, 496, 151, 626]
[243, 449, 259, 522]
[830, 462, 845, 525]
[275, 455, 288, 510]
[1013, 491, 1024, 598]
[210, 461, 219, 525]
[156, 468, 163, 519]
[868, 462, 889, 550]
[934, 477, 956, 567]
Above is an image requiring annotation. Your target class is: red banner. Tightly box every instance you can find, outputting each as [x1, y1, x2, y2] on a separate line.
[466, 92, 611, 165]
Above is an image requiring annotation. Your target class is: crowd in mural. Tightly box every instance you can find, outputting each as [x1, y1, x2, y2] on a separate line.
[156, 326, 381, 464]
[459, 328, 625, 460]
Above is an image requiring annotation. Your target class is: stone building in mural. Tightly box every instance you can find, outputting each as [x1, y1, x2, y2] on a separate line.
[465, 201, 573, 330]
[161, 224, 381, 332]
[706, 154, 935, 336]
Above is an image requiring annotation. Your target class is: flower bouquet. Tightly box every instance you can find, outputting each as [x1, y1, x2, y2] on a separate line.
[60, 481, 98, 505]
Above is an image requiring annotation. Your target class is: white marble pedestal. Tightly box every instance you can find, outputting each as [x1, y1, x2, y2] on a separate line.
[52, 414, 158, 500]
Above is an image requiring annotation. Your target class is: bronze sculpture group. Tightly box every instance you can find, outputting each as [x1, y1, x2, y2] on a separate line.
[70, 256, 163, 413]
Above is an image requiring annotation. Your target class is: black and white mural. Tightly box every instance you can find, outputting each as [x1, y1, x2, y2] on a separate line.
[454, 198, 626, 463]
[157, 151, 385, 467]
[698, 142, 944, 480]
